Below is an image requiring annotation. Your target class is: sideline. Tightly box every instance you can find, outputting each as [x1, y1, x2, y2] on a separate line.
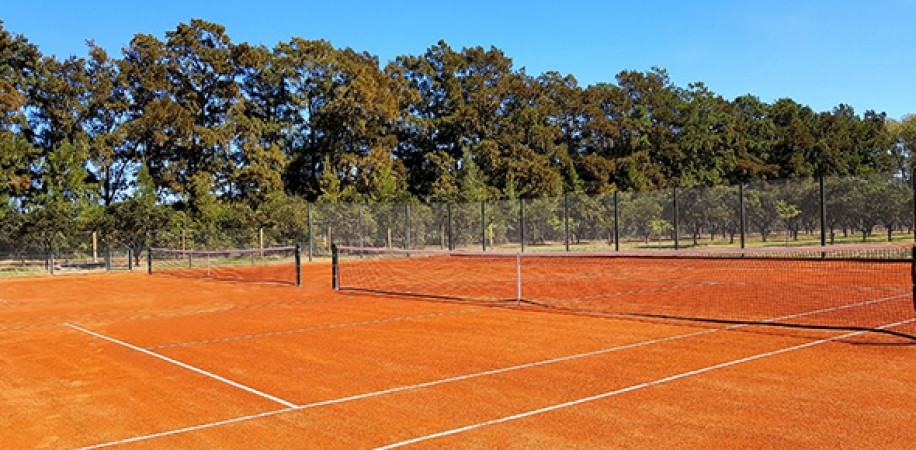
[376, 317, 916, 449]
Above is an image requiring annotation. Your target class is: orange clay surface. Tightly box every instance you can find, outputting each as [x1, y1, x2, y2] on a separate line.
[0, 261, 914, 449]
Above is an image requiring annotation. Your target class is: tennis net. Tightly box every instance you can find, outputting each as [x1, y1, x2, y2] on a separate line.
[149, 245, 301, 286]
[334, 244, 915, 333]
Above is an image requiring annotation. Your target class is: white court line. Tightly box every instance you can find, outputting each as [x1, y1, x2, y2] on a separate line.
[146, 306, 495, 350]
[76, 293, 909, 449]
[376, 317, 916, 449]
[79, 325, 725, 449]
[64, 323, 296, 408]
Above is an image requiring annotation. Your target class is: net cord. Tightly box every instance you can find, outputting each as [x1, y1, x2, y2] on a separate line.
[335, 243, 912, 261]
[150, 245, 297, 256]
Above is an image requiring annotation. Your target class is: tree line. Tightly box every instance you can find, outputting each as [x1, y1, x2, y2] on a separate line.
[1, 19, 915, 254]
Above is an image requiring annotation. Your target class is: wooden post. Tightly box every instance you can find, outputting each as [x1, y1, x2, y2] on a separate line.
[92, 231, 98, 262]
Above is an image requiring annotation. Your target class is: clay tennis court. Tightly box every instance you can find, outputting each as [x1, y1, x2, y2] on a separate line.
[2, 252, 915, 449]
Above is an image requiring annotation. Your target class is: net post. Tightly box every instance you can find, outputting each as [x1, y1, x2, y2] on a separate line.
[911, 167, 915, 244]
[613, 190, 620, 252]
[447, 203, 454, 250]
[672, 186, 679, 250]
[295, 243, 302, 287]
[911, 246, 916, 312]
[481, 200, 487, 252]
[564, 193, 570, 252]
[147, 247, 152, 274]
[331, 243, 339, 290]
[519, 198, 525, 253]
[307, 202, 314, 262]
[516, 253, 522, 306]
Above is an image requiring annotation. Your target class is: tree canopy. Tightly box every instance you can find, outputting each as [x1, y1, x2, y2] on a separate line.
[1, 19, 913, 253]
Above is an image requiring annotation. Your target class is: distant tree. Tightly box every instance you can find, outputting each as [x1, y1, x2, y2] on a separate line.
[774, 200, 800, 247]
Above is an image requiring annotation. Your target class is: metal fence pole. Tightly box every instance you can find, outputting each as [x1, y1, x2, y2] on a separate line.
[447, 203, 454, 250]
[481, 201, 487, 251]
[519, 198, 525, 253]
[739, 184, 746, 250]
[307, 203, 313, 262]
[672, 187, 679, 250]
[405, 203, 411, 249]
[819, 175, 827, 247]
[613, 191, 620, 252]
[357, 204, 364, 248]
[564, 193, 570, 252]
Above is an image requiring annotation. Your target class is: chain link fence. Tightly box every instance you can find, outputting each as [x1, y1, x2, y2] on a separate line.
[3, 172, 914, 277]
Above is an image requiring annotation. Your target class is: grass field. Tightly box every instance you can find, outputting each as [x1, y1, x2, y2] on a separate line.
[1, 255, 914, 448]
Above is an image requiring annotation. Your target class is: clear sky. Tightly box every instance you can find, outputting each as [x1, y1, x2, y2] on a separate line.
[3, 0, 914, 119]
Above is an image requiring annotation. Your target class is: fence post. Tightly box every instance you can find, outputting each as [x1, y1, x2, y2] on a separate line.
[92, 231, 98, 263]
[819, 175, 827, 247]
[613, 190, 620, 252]
[49, 252, 55, 275]
[128, 249, 133, 271]
[405, 203, 411, 249]
[447, 203, 454, 250]
[105, 249, 112, 271]
[519, 198, 525, 253]
[564, 193, 570, 252]
[307, 203, 314, 262]
[481, 200, 487, 251]
[357, 204, 364, 248]
[739, 184, 746, 250]
[672, 187, 679, 250]
[147, 248, 152, 274]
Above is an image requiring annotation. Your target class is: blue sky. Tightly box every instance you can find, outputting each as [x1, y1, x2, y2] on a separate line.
[3, 0, 914, 119]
